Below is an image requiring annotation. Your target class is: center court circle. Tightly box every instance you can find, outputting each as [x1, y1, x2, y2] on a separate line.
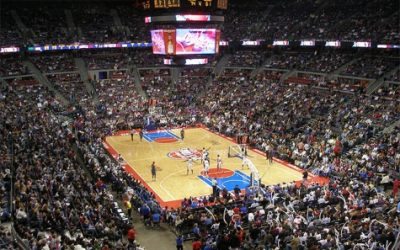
[167, 148, 202, 160]
[202, 168, 234, 178]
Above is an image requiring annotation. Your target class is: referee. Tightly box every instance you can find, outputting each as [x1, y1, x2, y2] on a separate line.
[151, 161, 157, 181]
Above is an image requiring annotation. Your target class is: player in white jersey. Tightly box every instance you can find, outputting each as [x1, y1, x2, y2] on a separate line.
[216, 154, 223, 170]
[242, 155, 250, 169]
[201, 148, 209, 163]
[187, 158, 194, 175]
[203, 158, 210, 176]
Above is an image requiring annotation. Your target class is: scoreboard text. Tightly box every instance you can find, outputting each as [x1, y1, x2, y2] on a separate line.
[143, 0, 228, 10]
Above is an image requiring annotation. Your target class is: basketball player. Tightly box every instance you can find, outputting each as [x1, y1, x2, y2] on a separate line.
[216, 154, 222, 170]
[268, 146, 274, 164]
[266, 144, 273, 164]
[187, 157, 194, 175]
[130, 129, 135, 141]
[151, 161, 157, 181]
[201, 147, 208, 164]
[139, 129, 143, 141]
[242, 146, 247, 157]
[203, 158, 210, 176]
[180, 128, 185, 140]
[242, 155, 249, 170]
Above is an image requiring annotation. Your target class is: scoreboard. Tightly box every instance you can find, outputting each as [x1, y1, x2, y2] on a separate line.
[143, 0, 228, 10]
[154, 0, 180, 8]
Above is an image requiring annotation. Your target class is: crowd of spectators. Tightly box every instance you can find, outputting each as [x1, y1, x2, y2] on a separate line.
[134, 72, 399, 250]
[72, 5, 125, 44]
[83, 51, 130, 71]
[374, 83, 400, 101]
[227, 51, 267, 68]
[330, 0, 399, 43]
[31, 54, 77, 73]
[264, 52, 354, 74]
[115, 6, 150, 42]
[1, 46, 400, 250]
[295, 53, 353, 73]
[343, 57, 399, 79]
[46, 73, 90, 105]
[0, 76, 148, 248]
[0, 10, 22, 47]
[0, 225, 14, 249]
[0, 57, 30, 77]
[0, 0, 399, 47]
[17, 5, 75, 45]
[387, 69, 400, 82]
[0, 1, 398, 249]
[93, 76, 146, 130]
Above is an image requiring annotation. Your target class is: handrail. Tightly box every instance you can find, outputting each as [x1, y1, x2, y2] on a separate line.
[10, 224, 29, 250]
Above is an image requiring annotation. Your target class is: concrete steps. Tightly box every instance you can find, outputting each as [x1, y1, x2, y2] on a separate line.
[22, 60, 70, 106]
[129, 65, 148, 100]
[110, 9, 124, 27]
[171, 67, 181, 84]
[279, 69, 297, 83]
[250, 55, 275, 79]
[383, 119, 400, 134]
[65, 9, 76, 29]
[214, 54, 232, 78]
[326, 57, 361, 81]
[367, 65, 400, 95]
[74, 58, 98, 102]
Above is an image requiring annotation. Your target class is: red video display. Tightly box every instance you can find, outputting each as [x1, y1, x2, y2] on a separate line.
[175, 29, 217, 55]
[151, 29, 220, 55]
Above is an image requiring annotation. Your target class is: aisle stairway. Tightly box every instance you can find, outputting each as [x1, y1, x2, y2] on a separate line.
[129, 64, 148, 100]
[110, 9, 123, 27]
[214, 54, 232, 78]
[64, 9, 76, 30]
[367, 65, 400, 95]
[279, 69, 297, 83]
[326, 57, 360, 80]
[171, 67, 181, 84]
[74, 58, 98, 103]
[22, 60, 70, 106]
[250, 54, 275, 79]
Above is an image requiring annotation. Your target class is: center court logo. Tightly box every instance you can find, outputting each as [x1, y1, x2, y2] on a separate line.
[167, 148, 202, 160]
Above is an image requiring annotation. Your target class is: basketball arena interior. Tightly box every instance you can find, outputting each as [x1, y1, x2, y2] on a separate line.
[0, 0, 399, 249]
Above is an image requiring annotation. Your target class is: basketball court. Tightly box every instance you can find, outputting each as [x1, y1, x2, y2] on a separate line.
[103, 127, 324, 208]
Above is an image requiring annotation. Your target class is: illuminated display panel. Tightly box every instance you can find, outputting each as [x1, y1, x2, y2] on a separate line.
[163, 58, 208, 65]
[154, 0, 180, 8]
[186, 0, 213, 7]
[143, 0, 151, 9]
[273, 40, 289, 46]
[377, 44, 400, 49]
[217, 0, 228, 9]
[0, 47, 20, 53]
[325, 41, 341, 47]
[300, 40, 315, 46]
[175, 14, 210, 21]
[151, 29, 219, 55]
[215, 30, 221, 53]
[150, 30, 166, 54]
[242, 40, 262, 46]
[143, 0, 227, 9]
[175, 29, 217, 55]
[353, 41, 371, 48]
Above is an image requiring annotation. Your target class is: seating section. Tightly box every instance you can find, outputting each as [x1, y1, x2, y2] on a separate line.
[31, 54, 77, 73]
[0, 0, 398, 46]
[0, 57, 30, 77]
[343, 57, 399, 79]
[0, 1, 399, 248]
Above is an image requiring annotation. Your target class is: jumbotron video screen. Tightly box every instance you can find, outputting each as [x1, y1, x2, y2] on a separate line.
[150, 28, 221, 55]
